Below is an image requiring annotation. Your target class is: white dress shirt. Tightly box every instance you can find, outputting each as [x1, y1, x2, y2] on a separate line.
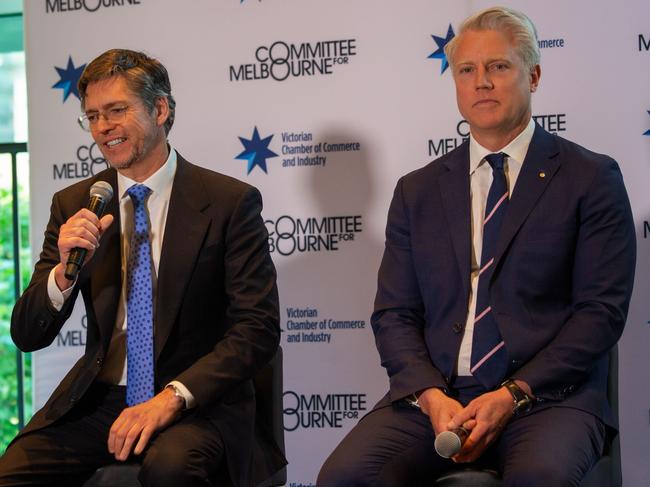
[47, 148, 195, 407]
[456, 119, 536, 376]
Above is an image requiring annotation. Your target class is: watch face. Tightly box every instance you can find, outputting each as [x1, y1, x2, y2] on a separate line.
[504, 380, 532, 415]
[515, 397, 532, 414]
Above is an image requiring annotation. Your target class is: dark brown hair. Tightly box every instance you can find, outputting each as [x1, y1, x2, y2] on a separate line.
[78, 49, 176, 135]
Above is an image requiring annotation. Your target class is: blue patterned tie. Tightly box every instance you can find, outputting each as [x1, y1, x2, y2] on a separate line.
[126, 184, 155, 406]
[470, 153, 509, 389]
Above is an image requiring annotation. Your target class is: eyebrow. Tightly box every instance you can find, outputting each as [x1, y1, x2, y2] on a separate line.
[85, 100, 129, 113]
[485, 57, 511, 64]
[455, 57, 512, 67]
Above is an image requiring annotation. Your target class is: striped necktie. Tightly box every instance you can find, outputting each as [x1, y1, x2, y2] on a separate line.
[470, 152, 509, 389]
[126, 184, 155, 406]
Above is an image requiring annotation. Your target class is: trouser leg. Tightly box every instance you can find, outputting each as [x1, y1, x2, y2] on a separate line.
[497, 407, 606, 487]
[139, 412, 226, 487]
[317, 402, 457, 487]
[0, 383, 125, 487]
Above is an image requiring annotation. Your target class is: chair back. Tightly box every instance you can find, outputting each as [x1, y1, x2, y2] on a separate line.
[253, 347, 287, 486]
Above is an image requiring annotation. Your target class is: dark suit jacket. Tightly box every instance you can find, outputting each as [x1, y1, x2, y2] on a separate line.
[11, 154, 286, 486]
[371, 125, 636, 427]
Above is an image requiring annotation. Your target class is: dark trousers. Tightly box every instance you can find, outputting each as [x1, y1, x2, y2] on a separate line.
[0, 382, 226, 487]
[317, 400, 606, 487]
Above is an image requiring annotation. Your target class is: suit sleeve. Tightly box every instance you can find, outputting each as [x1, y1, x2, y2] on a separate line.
[371, 177, 448, 402]
[514, 158, 636, 400]
[174, 186, 280, 407]
[11, 191, 79, 352]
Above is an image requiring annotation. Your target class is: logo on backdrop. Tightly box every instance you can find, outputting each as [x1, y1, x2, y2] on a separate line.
[428, 119, 470, 157]
[229, 39, 357, 82]
[57, 315, 87, 347]
[644, 111, 650, 136]
[428, 24, 455, 75]
[283, 306, 367, 345]
[265, 215, 362, 256]
[235, 128, 362, 175]
[537, 37, 565, 49]
[427, 113, 567, 157]
[52, 56, 86, 102]
[46, 0, 142, 14]
[235, 127, 278, 174]
[283, 391, 367, 431]
[639, 34, 650, 52]
[53, 143, 109, 180]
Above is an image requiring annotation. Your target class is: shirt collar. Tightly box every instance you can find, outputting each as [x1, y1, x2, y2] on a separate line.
[117, 146, 177, 201]
[469, 118, 535, 174]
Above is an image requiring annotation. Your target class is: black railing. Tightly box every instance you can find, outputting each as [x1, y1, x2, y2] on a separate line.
[1, 141, 28, 429]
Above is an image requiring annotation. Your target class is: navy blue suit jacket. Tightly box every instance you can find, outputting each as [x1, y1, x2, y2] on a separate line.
[371, 125, 636, 427]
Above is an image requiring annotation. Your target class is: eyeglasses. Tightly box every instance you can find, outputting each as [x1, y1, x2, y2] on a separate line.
[78, 105, 130, 132]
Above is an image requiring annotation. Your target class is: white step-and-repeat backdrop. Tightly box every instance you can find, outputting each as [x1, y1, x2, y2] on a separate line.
[23, 0, 650, 485]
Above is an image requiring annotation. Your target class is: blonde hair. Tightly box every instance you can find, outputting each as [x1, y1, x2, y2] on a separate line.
[445, 6, 541, 73]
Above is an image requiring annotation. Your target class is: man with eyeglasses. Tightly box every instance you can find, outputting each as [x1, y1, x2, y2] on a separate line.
[0, 49, 285, 486]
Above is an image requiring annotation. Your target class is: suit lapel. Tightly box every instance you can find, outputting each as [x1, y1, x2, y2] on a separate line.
[493, 126, 560, 268]
[438, 142, 471, 300]
[154, 156, 211, 359]
[88, 170, 122, 351]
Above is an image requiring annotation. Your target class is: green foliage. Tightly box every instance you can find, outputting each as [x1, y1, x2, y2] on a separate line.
[0, 177, 31, 452]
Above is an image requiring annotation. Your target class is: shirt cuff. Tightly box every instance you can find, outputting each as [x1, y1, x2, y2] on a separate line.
[167, 380, 196, 409]
[47, 267, 75, 311]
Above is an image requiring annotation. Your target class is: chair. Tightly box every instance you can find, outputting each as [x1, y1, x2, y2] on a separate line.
[82, 348, 286, 487]
[433, 347, 621, 487]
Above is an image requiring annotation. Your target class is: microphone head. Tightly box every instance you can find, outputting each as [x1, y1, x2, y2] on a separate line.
[89, 181, 114, 203]
[435, 430, 463, 458]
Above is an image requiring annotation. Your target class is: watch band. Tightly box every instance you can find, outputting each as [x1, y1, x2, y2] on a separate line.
[501, 379, 533, 415]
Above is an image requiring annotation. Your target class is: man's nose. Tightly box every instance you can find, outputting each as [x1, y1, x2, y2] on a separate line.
[475, 66, 493, 89]
[95, 113, 116, 133]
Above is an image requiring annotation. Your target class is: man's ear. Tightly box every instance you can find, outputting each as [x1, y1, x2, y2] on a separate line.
[529, 64, 541, 93]
[154, 96, 170, 127]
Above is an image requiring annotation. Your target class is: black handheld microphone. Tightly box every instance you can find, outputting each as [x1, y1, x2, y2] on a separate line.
[64, 181, 114, 281]
[434, 427, 469, 458]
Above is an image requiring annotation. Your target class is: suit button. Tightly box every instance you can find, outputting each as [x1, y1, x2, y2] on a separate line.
[38, 319, 47, 328]
[562, 385, 575, 394]
[70, 395, 77, 403]
[96, 357, 103, 367]
[452, 322, 463, 334]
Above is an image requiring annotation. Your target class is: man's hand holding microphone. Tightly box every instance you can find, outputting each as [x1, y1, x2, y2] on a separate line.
[416, 380, 533, 462]
[54, 181, 114, 291]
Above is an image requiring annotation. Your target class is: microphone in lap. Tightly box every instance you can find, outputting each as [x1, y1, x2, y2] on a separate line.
[64, 181, 114, 280]
[434, 427, 469, 458]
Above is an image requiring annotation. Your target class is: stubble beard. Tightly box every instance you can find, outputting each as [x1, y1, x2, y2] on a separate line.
[104, 144, 143, 171]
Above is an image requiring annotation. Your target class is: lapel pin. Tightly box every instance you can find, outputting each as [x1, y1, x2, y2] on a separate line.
[538, 171, 546, 179]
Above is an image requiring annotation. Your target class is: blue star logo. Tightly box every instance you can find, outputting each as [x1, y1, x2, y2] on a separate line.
[644, 111, 650, 136]
[52, 56, 86, 102]
[235, 127, 278, 174]
[428, 24, 455, 75]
